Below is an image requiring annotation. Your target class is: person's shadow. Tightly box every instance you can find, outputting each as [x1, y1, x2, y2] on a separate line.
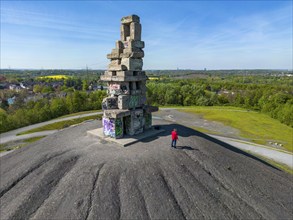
[141, 123, 280, 171]
[174, 146, 197, 151]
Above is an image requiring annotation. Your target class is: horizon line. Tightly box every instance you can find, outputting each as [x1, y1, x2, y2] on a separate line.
[1, 68, 292, 71]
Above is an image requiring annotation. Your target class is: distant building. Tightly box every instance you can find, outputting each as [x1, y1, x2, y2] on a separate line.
[0, 75, 6, 82]
[9, 84, 22, 92]
[7, 96, 16, 105]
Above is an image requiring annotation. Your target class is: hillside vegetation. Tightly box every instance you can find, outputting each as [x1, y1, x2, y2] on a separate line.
[0, 90, 106, 133]
[146, 75, 293, 127]
[1, 70, 292, 135]
[179, 106, 293, 151]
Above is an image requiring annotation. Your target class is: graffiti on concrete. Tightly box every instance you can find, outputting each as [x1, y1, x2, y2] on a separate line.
[118, 95, 129, 109]
[108, 97, 118, 109]
[140, 95, 146, 105]
[100, 15, 158, 138]
[132, 110, 144, 134]
[124, 116, 131, 135]
[102, 97, 118, 110]
[103, 118, 115, 137]
[109, 82, 129, 95]
[115, 118, 123, 138]
[120, 84, 129, 94]
[144, 113, 152, 129]
[129, 95, 139, 108]
[109, 83, 120, 95]
[102, 100, 107, 110]
[109, 83, 120, 90]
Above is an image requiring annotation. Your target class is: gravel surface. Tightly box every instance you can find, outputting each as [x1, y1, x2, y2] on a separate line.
[155, 109, 240, 138]
[210, 135, 293, 168]
[0, 119, 292, 219]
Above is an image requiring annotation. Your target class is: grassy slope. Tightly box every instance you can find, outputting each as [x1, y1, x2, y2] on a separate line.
[18, 115, 101, 135]
[179, 106, 293, 152]
[0, 136, 46, 152]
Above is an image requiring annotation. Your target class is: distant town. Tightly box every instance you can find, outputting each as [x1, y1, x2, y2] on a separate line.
[0, 68, 292, 107]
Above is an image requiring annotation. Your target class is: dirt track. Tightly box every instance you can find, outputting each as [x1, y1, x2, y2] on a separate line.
[0, 119, 292, 219]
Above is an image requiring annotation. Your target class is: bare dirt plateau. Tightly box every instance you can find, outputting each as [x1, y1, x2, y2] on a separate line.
[0, 119, 292, 220]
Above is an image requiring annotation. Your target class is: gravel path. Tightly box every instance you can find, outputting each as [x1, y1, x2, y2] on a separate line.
[1, 119, 292, 219]
[210, 135, 293, 168]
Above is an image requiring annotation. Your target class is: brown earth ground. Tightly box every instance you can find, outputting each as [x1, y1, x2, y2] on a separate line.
[0, 119, 292, 219]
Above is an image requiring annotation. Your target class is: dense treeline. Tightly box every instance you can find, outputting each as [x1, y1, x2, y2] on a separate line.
[146, 78, 293, 127]
[0, 90, 106, 133]
[2, 69, 104, 81]
[1, 73, 292, 133]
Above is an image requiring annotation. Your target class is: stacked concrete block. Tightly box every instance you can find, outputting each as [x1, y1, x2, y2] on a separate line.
[100, 15, 158, 139]
[102, 97, 118, 110]
[124, 109, 144, 135]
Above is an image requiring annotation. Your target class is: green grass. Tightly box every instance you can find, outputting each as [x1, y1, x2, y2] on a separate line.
[245, 150, 293, 175]
[0, 143, 9, 152]
[0, 136, 46, 152]
[180, 106, 293, 152]
[190, 126, 221, 135]
[18, 115, 102, 135]
[0, 143, 24, 152]
[23, 136, 46, 143]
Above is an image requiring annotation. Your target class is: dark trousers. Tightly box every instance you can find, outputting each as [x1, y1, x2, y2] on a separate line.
[171, 139, 177, 147]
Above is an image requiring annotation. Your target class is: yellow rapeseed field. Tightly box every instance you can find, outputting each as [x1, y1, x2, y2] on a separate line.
[38, 75, 70, 80]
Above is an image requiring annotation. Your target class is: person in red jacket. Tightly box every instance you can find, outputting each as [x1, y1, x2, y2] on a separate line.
[171, 128, 178, 148]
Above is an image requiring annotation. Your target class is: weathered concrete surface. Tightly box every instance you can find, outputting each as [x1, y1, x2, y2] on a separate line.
[87, 127, 165, 147]
[1, 119, 292, 220]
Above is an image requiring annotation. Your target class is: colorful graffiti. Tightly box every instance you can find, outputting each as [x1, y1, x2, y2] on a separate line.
[103, 117, 124, 138]
[115, 118, 123, 138]
[103, 117, 115, 137]
[109, 82, 129, 95]
[109, 83, 120, 90]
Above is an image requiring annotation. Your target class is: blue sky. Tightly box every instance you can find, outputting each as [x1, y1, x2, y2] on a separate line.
[1, 0, 292, 70]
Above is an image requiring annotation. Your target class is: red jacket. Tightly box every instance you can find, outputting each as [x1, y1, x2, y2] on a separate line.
[171, 131, 178, 140]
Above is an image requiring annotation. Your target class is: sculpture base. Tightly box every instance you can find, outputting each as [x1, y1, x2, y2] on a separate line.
[87, 127, 164, 147]
[102, 106, 158, 139]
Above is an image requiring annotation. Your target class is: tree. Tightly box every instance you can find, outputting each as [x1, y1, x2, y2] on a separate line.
[41, 86, 54, 93]
[0, 108, 9, 132]
[50, 98, 68, 117]
[33, 84, 42, 93]
[82, 80, 89, 91]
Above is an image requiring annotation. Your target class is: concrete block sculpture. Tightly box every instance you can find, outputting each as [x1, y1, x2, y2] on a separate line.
[100, 14, 158, 138]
